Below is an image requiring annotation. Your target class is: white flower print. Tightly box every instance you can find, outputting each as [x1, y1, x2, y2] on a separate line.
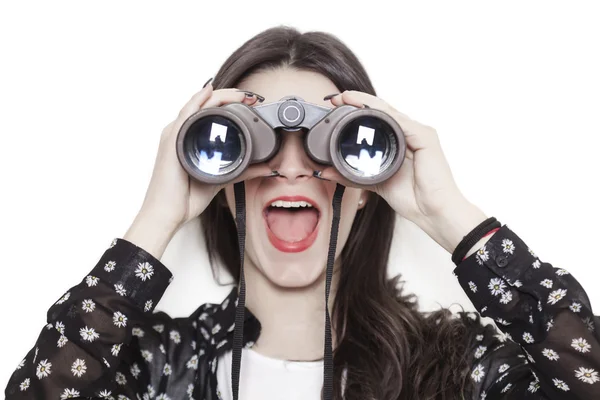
[16, 358, 25, 370]
[159, 344, 166, 354]
[488, 278, 506, 296]
[542, 348, 560, 361]
[80, 326, 100, 342]
[480, 391, 487, 399]
[19, 378, 30, 391]
[212, 324, 221, 335]
[546, 318, 554, 331]
[476, 334, 484, 341]
[104, 261, 116, 272]
[141, 349, 154, 362]
[103, 358, 110, 368]
[55, 321, 65, 334]
[500, 291, 513, 304]
[130, 363, 141, 379]
[501, 239, 515, 254]
[60, 388, 80, 399]
[170, 330, 181, 344]
[86, 275, 99, 287]
[529, 314, 534, 324]
[475, 246, 489, 265]
[474, 345, 487, 359]
[109, 238, 118, 248]
[527, 379, 540, 393]
[113, 311, 128, 328]
[187, 384, 194, 397]
[115, 371, 127, 385]
[496, 318, 511, 326]
[163, 363, 172, 376]
[111, 343, 122, 356]
[191, 340, 197, 350]
[118, 395, 130, 400]
[547, 288, 567, 305]
[498, 363, 510, 373]
[132, 327, 144, 337]
[527, 247, 536, 257]
[135, 262, 154, 281]
[157, 394, 171, 400]
[222, 298, 230, 310]
[199, 312, 208, 321]
[114, 283, 127, 296]
[570, 302, 582, 312]
[187, 355, 199, 370]
[582, 316, 595, 332]
[471, 364, 485, 382]
[33, 346, 38, 363]
[36, 359, 52, 379]
[522, 332, 534, 344]
[98, 389, 112, 398]
[153, 324, 164, 333]
[532, 259, 541, 269]
[537, 301, 542, 311]
[82, 299, 96, 313]
[147, 385, 156, 398]
[513, 280, 523, 288]
[468, 281, 477, 293]
[555, 268, 569, 276]
[500, 383, 512, 393]
[200, 327, 210, 340]
[571, 337, 592, 353]
[144, 300, 153, 312]
[71, 358, 87, 377]
[575, 367, 599, 384]
[539, 279, 553, 288]
[217, 339, 227, 349]
[495, 372, 508, 382]
[552, 378, 570, 391]
[56, 292, 71, 305]
[57, 335, 68, 348]
[480, 306, 488, 314]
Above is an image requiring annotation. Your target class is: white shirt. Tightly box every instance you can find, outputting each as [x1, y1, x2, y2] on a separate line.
[217, 348, 325, 399]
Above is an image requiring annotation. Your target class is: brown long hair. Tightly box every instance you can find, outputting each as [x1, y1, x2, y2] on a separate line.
[201, 26, 485, 400]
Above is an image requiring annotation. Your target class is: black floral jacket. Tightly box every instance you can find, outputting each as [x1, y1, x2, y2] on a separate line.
[4, 225, 600, 399]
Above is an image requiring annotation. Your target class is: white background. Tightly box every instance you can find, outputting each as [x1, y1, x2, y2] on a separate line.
[1, 0, 599, 388]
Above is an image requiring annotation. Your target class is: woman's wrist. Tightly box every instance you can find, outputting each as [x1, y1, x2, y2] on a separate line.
[123, 210, 181, 260]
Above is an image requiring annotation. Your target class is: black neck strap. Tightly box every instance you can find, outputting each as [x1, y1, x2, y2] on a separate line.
[230, 181, 346, 400]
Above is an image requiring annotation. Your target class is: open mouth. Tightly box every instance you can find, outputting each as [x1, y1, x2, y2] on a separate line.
[263, 196, 321, 253]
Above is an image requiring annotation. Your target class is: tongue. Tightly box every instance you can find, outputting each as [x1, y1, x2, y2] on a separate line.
[266, 208, 319, 242]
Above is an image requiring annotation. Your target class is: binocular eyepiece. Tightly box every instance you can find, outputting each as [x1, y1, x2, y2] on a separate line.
[176, 96, 406, 186]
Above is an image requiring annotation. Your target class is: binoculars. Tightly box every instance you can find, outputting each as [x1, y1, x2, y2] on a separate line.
[176, 96, 407, 186]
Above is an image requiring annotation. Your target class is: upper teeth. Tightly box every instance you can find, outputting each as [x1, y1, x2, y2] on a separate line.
[270, 200, 313, 208]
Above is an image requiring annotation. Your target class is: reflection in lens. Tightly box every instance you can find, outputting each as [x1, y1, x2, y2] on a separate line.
[338, 117, 396, 177]
[183, 116, 244, 176]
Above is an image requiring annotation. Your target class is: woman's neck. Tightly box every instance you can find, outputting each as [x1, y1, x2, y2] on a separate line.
[242, 259, 339, 362]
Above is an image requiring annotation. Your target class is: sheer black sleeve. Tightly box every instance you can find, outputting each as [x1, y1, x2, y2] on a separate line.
[4, 238, 174, 399]
[454, 225, 600, 399]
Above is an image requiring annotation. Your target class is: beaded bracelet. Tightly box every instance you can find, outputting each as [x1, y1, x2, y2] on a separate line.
[451, 217, 502, 265]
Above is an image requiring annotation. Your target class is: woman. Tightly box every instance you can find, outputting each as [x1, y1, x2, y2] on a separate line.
[4, 26, 599, 400]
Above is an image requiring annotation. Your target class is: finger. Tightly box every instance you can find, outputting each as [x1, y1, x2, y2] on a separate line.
[316, 166, 364, 189]
[200, 89, 256, 110]
[178, 83, 214, 120]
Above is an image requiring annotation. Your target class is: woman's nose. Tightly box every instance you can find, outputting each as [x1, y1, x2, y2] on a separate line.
[267, 131, 315, 183]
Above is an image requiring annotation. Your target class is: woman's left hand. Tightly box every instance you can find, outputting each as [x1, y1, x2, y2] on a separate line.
[321, 91, 466, 223]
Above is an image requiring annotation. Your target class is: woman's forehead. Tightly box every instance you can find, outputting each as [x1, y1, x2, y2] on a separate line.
[238, 68, 338, 108]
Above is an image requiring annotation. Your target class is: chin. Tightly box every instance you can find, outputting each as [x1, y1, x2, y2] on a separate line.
[257, 254, 327, 289]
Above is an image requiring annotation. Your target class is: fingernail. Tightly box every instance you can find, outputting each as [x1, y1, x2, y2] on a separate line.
[313, 171, 330, 181]
[236, 90, 265, 103]
[363, 103, 370, 108]
[265, 171, 280, 177]
[203, 78, 213, 88]
[323, 93, 339, 101]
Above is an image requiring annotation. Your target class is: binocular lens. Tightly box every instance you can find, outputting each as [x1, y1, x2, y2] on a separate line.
[337, 117, 397, 177]
[182, 116, 245, 176]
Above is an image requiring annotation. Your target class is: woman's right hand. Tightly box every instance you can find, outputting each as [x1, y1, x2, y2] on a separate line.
[124, 83, 272, 258]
